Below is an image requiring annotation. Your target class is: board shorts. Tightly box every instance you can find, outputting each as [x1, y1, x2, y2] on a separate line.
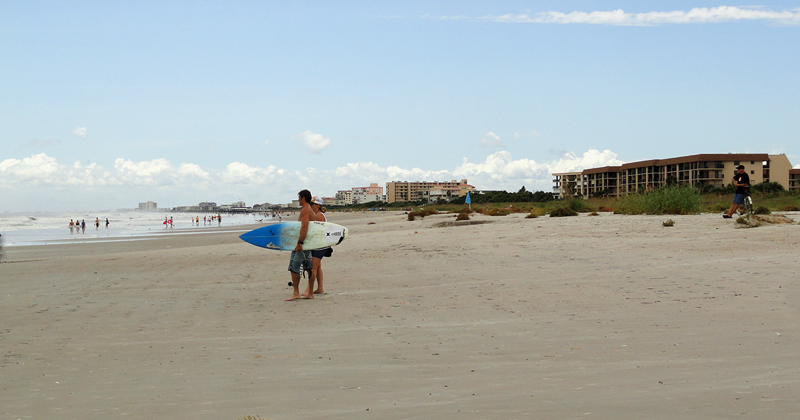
[311, 247, 331, 260]
[733, 194, 746, 205]
[288, 250, 314, 274]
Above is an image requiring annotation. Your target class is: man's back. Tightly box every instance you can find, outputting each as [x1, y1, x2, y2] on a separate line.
[298, 204, 315, 223]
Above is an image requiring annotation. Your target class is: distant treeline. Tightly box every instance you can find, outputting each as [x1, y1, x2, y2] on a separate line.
[449, 187, 555, 204]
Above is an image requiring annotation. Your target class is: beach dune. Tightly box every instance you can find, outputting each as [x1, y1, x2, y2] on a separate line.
[2, 211, 799, 419]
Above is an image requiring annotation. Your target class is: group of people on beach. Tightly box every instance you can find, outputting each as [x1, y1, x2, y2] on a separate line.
[286, 190, 332, 301]
[190, 215, 223, 226]
[166, 214, 222, 228]
[69, 218, 108, 234]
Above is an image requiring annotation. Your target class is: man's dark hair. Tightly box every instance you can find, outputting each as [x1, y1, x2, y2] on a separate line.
[298, 189, 312, 204]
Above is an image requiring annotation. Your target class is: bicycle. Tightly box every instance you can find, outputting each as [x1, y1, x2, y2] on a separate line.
[738, 191, 753, 216]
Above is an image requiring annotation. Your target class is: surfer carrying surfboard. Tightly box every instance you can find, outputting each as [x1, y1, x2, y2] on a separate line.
[286, 189, 317, 301]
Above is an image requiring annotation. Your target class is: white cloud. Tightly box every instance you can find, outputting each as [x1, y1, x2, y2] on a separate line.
[264, 140, 270, 145]
[547, 149, 624, 174]
[178, 163, 210, 180]
[461, 6, 800, 26]
[293, 130, 332, 154]
[0, 150, 625, 211]
[480, 132, 505, 148]
[71, 127, 87, 139]
[795, 164, 800, 169]
[0, 153, 61, 179]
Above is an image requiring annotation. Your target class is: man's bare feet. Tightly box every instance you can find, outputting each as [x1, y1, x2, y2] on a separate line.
[285, 294, 301, 301]
[300, 293, 315, 299]
[313, 289, 325, 294]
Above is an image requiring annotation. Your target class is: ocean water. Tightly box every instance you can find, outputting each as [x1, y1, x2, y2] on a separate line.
[0, 211, 280, 247]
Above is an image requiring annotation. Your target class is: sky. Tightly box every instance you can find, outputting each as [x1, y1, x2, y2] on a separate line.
[2, 1, 799, 212]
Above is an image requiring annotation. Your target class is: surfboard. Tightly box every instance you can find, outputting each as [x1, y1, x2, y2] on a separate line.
[239, 221, 348, 251]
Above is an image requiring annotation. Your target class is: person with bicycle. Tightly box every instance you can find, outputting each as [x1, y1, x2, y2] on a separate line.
[723, 165, 750, 219]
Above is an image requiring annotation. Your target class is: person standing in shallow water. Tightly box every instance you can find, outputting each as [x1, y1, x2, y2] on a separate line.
[105, 218, 109, 228]
[95, 217, 100, 230]
[81, 219, 86, 233]
[69, 219, 74, 234]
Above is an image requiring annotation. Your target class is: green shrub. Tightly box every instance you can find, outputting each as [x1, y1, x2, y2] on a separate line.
[485, 208, 512, 216]
[550, 207, 578, 217]
[566, 198, 593, 213]
[751, 182, 785, 194]
[455, 212, 470, 221]
[526, 208, 546, 218]
[754, 206, 771, 215]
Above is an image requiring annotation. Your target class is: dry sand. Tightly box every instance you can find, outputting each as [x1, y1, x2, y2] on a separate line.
[2, 211, 799, 419]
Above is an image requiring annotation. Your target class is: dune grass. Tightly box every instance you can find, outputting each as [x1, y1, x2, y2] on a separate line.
[400, 189, 798, 218]
[615, 185, 702, 215]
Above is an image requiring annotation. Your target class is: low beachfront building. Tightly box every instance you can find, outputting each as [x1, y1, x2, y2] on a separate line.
[138, 201, 158, 211]
[386, 179, 474, 203]
[552, 153, 795, 198]
[335, 190, 353, 205]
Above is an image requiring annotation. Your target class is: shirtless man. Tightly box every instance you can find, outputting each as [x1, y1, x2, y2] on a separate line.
[286, 189, 317, 301]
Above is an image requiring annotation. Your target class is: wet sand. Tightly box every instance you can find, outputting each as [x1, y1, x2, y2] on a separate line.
[2, 211, 799, 419]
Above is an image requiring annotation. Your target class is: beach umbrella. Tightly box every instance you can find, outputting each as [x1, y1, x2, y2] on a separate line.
[465, 192, 471, 210]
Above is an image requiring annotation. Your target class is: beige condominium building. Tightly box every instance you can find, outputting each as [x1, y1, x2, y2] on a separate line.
[553, 153, 794, 198]
[790, 169, 800, 191]
[385, 179, 475, 203]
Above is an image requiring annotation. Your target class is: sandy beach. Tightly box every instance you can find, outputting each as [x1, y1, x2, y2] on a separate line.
[2, 211, 799, 419]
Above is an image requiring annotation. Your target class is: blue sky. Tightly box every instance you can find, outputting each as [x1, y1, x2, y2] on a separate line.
[2, 1, 799, 212]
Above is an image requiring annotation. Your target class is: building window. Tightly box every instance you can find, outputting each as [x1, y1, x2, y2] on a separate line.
[734, 161, 739, 165]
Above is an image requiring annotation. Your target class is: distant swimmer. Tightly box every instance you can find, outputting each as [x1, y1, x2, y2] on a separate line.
[105, 218, 109, 228]
[95, 217, 100, 230]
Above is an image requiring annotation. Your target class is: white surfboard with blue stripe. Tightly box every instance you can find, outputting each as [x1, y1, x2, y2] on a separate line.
[239, 221, 348, 251]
